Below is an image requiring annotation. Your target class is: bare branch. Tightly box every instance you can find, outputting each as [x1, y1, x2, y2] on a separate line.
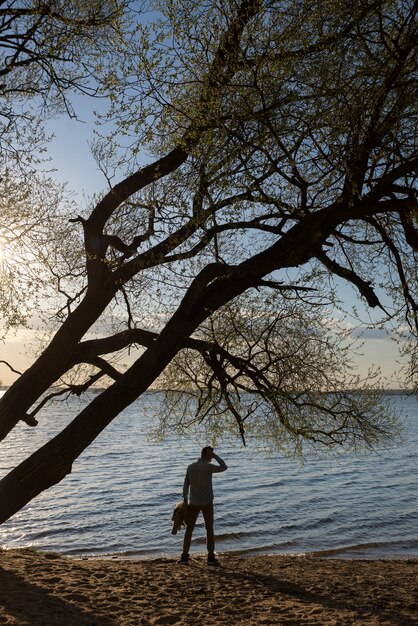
[0, 360, 22, 376]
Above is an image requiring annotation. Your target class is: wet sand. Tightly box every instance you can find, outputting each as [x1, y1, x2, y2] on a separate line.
[0, 548, 417, 625]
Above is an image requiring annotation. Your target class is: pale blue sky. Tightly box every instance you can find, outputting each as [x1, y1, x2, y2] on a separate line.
[45, 97, 108, 200]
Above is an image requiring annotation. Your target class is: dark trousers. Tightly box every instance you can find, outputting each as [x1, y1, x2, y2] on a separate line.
[182, 502, 215, 556]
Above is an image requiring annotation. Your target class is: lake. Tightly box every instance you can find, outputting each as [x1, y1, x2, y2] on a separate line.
[0, 391, 417, 559]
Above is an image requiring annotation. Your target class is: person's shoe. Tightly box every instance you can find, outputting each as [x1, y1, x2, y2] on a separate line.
[207, 554, 220, 566]
[178, 554, 189, 564]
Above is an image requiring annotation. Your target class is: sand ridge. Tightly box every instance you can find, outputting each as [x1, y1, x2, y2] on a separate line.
[0, 548, 417, 625]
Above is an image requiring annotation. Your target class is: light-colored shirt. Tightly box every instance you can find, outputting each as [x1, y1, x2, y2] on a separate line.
[183, 454, 228, 506]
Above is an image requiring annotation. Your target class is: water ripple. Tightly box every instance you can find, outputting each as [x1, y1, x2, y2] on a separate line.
[0, 392, 417, 558]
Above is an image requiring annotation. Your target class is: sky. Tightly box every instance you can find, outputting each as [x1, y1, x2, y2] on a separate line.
[0, 98, 410, 389]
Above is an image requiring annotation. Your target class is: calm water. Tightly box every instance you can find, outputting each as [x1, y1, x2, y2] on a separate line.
[0, 391, 417, 559]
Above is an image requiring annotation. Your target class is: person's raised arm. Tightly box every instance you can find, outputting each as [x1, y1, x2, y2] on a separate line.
[211, 452, 228, 473]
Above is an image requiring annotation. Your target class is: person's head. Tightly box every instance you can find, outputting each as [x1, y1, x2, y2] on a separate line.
[201, 446, 214, 462]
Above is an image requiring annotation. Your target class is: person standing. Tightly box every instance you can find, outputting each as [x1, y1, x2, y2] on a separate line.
[179, 446, 228, 566]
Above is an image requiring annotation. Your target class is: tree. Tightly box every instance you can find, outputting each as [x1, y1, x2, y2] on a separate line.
[0, 0, 416, 525]
[0, 0, 131, 327]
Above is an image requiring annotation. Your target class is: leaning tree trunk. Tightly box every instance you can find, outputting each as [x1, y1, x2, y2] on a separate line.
[0, 202, 358, 525]
[0, 272, 237, 524]
[0, 285, 115, 442]
[0, 341, 171, 524]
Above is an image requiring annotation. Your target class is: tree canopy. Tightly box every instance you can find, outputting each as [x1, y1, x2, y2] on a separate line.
[0, 0, 417, 525]
[0, 0, 130, 326]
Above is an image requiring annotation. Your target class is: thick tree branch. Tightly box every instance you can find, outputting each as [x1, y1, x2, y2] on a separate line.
[87, 357, 122, 381]
[28, 372, 106, 422]
[77, 329, 159, 362]
[399, 211, 418, 251]
[315, 250, 386, 311]
[367, 216, 418, 332]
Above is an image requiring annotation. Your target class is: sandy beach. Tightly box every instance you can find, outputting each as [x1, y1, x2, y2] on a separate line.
[0, 549, 417, 625]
